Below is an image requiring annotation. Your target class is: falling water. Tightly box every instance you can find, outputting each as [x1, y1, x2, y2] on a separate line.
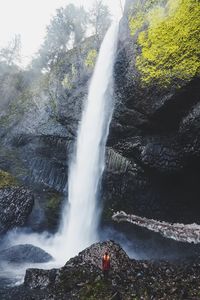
[56, 20, 120, 259]
[4, 15, 122, 269]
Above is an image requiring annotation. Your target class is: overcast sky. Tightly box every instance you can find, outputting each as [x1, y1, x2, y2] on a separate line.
[0, 0, 124, 66]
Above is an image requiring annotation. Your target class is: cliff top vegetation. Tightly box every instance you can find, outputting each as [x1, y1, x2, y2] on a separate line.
[129, 0, 200, 86]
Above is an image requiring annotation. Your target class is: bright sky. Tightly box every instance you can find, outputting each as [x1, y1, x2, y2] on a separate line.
[0, 0, 124, 66]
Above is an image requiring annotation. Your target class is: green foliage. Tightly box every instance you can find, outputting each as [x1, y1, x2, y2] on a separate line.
[129, 0, 167, 35]
[0, 170, 17, 188]
[0, 35, 21, 66]
[71, 64, 77, 78]
[135, 0, 200, 85]
[0, 65, 34, 133]
[47, 193, 61, 211]
[89, 0, 111, 41]
[61, 64, 77, 89]
[129, 13, 144, 36]
[62, 74, 73, 89]
[39, 4, 88, 70]
[85, 49, 97, 68]
[38, 2, 110, 72]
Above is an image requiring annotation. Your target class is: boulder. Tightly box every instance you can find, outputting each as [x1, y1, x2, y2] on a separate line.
[0, 244, 52, 264]
[2, 240, 200, 299]
[0, 187, 34, 234]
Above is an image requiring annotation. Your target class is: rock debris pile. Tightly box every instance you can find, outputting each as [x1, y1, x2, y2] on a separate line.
[1, 240, 200, 299]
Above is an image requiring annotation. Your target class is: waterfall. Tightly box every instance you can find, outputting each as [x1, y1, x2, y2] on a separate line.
[6, 17, 122, 267]
[57, 20, 120, 259]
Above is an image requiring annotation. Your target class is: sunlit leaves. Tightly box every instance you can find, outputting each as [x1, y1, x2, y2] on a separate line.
[85, 49, 97, 68]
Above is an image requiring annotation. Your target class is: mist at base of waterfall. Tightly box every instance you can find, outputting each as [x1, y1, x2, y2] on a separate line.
[2, 215, 200, 289]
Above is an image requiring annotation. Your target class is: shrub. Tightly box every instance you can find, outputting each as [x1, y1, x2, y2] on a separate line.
[0, 170, 17, 188]
[85, 49, 97, 68]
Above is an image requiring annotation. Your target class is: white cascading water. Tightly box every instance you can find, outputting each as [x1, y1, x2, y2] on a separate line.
[5, 13, 123, 269]
[57, 20, 120, 259]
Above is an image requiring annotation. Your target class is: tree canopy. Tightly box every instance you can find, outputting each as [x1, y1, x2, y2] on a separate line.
[38, 2, 111, 71]
[89, 0, 111, 42]
[0, 35, 21, 66]
[39, 4, 88, 70]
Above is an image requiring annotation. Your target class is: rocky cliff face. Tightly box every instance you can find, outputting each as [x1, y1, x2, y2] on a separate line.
[102, 1, 200, 225]
[0, 38, 95, 231]
[0, 0, 199, 238]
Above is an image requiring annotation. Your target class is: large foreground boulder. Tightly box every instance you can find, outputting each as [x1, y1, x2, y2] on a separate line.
[0, 244, 52, 264]
[0, 187, 34, 234]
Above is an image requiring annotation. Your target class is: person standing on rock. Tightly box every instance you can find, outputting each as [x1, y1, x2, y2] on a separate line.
[102, 251, 111, 279]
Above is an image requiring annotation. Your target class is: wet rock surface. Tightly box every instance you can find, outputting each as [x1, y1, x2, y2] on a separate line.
[0, 8, 199, 231]
[1, 241, 200, 299]
[102, 12, 200, 225]
[0, 187, 34, 234]
[0, 244, 52, 264]
[0, 4, 199, 294]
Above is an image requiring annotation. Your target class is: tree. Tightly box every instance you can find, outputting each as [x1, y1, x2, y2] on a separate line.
[39, 4, 88, 70]
[89, 0, 111, 43]
[0, 35, 21, 66]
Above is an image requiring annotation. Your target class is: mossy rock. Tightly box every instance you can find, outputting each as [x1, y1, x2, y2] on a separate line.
[129, 0, 200, 86]
[0, 170, 18, 188]
[45, 191, 63, 229]
[79, 280, 113, 300]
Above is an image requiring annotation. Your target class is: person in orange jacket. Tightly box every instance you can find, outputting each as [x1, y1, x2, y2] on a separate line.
[102, 251, 111, 278]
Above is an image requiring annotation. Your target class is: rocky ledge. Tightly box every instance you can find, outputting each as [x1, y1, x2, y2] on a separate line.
[1, 240, 200, 299]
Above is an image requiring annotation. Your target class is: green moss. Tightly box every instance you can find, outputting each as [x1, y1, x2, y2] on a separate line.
[62, 74, 72, 89]
[79, 280, 112, 300]
[85, 49, 97, 68]
[136, 0, 200, 85]
[0, 114, 11, 127]
[128, 0, 167, 35]
[71, 64, 77, 78]
[0, 170, 18, 188]
[45, 192, 62, 228]
[47, 193, 61, 210]
[129, 14, 144, 36]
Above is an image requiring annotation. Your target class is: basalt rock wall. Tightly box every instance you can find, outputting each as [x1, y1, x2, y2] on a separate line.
[102, 1, 200, 224]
